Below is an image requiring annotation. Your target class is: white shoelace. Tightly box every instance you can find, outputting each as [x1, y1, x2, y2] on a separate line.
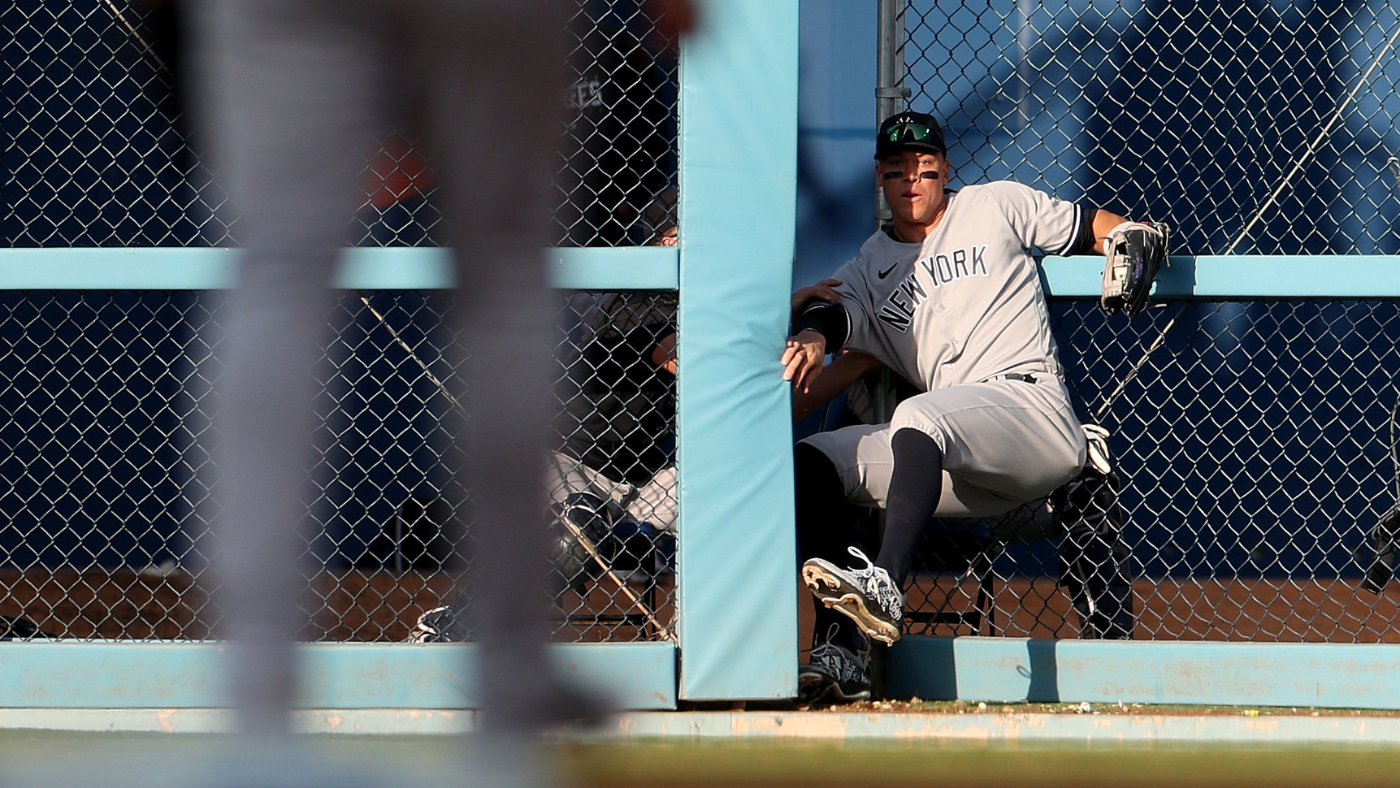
[844, 546, 902, 616]
[810, 642, 868, 684]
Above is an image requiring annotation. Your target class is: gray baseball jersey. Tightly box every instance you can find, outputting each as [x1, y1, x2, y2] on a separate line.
[832, 181, 1080, 388]
[802, 181, 1088, 516]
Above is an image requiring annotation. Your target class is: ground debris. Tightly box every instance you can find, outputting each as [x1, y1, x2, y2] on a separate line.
[800, 700, 1400, 717]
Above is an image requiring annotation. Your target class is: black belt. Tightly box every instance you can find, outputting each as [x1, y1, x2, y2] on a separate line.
[983, 372, 1037, 384]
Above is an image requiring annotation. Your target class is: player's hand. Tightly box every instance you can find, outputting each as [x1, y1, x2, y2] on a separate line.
[781, 329, 826, 394]
[791, 279, 842, 316]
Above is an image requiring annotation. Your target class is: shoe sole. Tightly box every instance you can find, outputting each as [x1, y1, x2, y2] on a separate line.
[797, 672, 834, 705]
[828, 683, 872, 703]
[798, 672, 870, 705]
[802, 563, 902, 645]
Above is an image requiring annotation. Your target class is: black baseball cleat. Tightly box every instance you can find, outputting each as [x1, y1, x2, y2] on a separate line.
[406, 605, 469, 643]
[798, 641, 871, 705]
[802, 547, 905, 645]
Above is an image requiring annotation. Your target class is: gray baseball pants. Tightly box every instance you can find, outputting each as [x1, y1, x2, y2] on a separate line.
[192, 0, 569, 736]
[800, 376, 1087, 516]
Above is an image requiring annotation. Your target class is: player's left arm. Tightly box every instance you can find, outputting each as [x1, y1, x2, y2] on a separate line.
[1082, 208, 1129, 255]
[996, 182, 1168, 315]
[989, 181, 1131, 256]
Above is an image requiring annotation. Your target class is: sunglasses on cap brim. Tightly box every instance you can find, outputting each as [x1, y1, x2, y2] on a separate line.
[885, 122, 938, 144]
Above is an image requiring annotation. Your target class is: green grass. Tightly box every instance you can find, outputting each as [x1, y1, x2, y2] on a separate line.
[2, 731, 1400, 787]
[562, 739, 1400, 787]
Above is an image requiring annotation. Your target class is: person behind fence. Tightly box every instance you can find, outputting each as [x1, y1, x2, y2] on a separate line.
[547, 208, 678, 594]
[782, 110, 1152, 704]
[547, 289, 677, 593]
[558, 1, 673, 246]
[409, 230, 679, 643]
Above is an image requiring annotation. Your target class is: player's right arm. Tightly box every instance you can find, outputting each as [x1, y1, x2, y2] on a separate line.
[792, 350, 883, 421]
[791, 278, 842, 317]
[781, 328, 826, 393]
[782, 279, 853, 393]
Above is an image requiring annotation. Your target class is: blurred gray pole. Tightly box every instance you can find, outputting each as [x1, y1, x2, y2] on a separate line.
[875, 0, 908, 228]
[191, 0, 587, 753]
[872, 0, 908, 424]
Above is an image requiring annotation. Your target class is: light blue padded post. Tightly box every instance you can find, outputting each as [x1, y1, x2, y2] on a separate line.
[675, 0, 801, 700]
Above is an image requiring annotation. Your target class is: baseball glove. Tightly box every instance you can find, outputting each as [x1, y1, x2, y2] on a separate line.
[1100, 221, 1170, 318]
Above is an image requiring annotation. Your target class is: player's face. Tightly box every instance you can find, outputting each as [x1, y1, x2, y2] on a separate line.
[877, 151, 949, 228]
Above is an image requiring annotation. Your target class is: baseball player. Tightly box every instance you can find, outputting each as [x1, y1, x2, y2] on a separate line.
[785, 111, 1159, 703]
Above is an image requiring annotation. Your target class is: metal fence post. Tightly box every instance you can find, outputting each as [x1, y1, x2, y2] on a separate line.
[874, 0, 908, 226]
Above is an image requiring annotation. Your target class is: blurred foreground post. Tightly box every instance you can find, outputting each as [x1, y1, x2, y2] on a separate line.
[190, 0, 586, 752]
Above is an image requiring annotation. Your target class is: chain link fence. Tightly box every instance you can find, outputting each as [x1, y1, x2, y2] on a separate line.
[2, 0, 678, 248]
[894, 298, 1400, 643]
[0, 289, 676, 642]
[2, 0, 227, 246]
[0, 0, 679, 643]
[899, 0, 1400, 255]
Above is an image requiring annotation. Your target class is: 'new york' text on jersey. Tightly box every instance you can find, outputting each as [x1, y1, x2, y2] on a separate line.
[831, 181, 1084, 392]
[877, 244, 991, 332]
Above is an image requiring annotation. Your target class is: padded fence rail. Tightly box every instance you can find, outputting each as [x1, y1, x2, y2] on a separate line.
[0, 289, 677, 644]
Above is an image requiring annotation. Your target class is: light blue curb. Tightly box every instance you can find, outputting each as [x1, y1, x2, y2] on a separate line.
[571, 712, 1400, 744]
[0, 708, 475, 735]
[888, 637, 1400, 709]
[5, 710, 1400, 744]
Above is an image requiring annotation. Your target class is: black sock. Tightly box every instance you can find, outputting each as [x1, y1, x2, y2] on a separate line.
[874, 428, 944, 586]
[795, 444, 855, 564]
[795, 444, 874, 653]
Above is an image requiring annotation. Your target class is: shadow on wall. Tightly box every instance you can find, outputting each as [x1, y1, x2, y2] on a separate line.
[905, 0, 1400, 256]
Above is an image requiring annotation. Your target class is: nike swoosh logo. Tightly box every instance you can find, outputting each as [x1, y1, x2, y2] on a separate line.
[877, 263, 898, 279]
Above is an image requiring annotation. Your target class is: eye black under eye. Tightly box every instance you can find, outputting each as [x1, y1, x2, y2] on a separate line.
[882, 171, 903, 181]
[919, 171, 940, 180]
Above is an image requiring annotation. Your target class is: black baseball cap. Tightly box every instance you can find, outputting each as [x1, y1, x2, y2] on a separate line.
[875, 111, 947, 159]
